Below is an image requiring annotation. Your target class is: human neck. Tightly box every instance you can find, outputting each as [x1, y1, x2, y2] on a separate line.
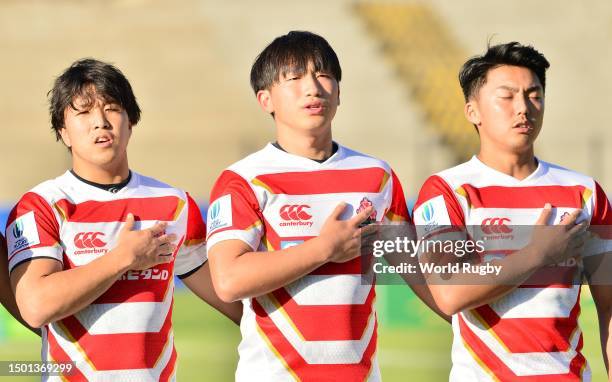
[71, 158, 130, 184]
[477, 145, 537, 180]
[276, 125, 333, 161]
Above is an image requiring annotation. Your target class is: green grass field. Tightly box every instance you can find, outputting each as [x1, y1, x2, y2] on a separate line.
[0, 286, 607, 381]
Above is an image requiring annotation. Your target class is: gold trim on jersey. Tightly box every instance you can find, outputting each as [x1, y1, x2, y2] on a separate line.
[265, 293, 306, 341]
[172, 198, 186, 221]
[385, 210, 407, 222]
[251, 178, 274, 194]
[245, 220, 263, 232]
[152, 330, 173, 370]
[461, 338, 501, 382]
[468, 309, 511, 353]
[262, 235, 274, 252]
[255, 323, 300, 381]
[53, 202, 68, 222]
[55, 321, 97, 371]
[183, 238, 205, 247]
[47, 349, 72, 382]
[378, 172, 390, 193]
[581, 188, 593, 208]
[455, 186, 469, 206]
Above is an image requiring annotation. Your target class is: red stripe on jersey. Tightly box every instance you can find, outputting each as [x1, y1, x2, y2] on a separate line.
[476, 251, 578, 288]
[472, 299, 580, 353]
[47, 329, 88, 381]
[458, 314, 585, 381]
[311, 258, 362, 275]
[54, 196, 183, 223]
[253, 299, 377, 381]
[269, 283, 375, 341]
[521, 265, 579, 288]
[185, 193, 206, 243]
[591, 181, 612, 238]
[158, 346, 177, 382]
[387, 170, 411, 222]
[261, 224, 363, 276]
[261, 220, 364, 271]
[460, 185, 586, 209]
[94, 262, 173, 303]
[208, 170, 263, 236]
[253, 168, 388, 195]
[414, 175, 465, 226]
[6, 192, 60, 260]
[58, 304, 173, 370]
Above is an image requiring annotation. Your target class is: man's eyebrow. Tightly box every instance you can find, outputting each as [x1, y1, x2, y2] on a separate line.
[496, 85, 518, 92]
[526, 85, 543, 93]
[495, 85, 543, 93]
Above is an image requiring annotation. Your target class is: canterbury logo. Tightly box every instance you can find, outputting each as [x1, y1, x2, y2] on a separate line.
[74, 232, 107, 248]
[481, 218, 512, 234]
[279, 205, 312, 221]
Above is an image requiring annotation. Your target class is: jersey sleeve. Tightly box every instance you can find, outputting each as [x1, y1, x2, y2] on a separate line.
[413, 175, 466, 241]
[5, 192, 62, 273]
[584, 181, 612, 256]
[383, 170, 411, 224]
[174, 192, 207, 278]
[206, 170, 264, 251]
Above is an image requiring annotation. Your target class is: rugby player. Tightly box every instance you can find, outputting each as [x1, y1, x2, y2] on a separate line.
[206, 31, 416, 381]
[5, 58, 241, 381]
[413, 42, 611, 380]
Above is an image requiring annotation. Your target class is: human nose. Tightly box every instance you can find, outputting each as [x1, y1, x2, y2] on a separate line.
[515, 93, 529, 116]
[303, 72, 322, 97]
[91, 107, 110, 129]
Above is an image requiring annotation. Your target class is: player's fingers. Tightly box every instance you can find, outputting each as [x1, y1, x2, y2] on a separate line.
[157, 243, 176, 256]
[360, 223, 379, 237]
[560, 209, 582, 227]
[350, 206, 374, 227]
[327, 202, 348, 220]
[534, 203, 552, 225]
[340, 246, 362, 263]
[149, 221, 168, 237]
[568, 221, 588, 236]
[153, 253, 174, 265]
[122, 213, 135, 232]
[155, 233, 177, 245]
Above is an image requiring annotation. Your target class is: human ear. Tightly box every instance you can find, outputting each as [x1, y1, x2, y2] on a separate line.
[256, 89, 274, 114]
[59, 127, 71, 148]
[465, 101, 480, 126]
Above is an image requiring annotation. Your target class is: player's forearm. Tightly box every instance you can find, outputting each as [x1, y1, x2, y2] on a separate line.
[1, 257, 39, 335]
[383, 252, 451, 322]
[425, 246, 543, 315]
[409, 284, 452, 323]
[182, 264, 243, 325]
[0, 286, 40, 335]
[210, 238, 332, 302]
[16, 250, 131, 328]
[431, 283, 527, 316]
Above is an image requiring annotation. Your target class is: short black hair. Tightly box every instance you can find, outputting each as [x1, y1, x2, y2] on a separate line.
[459, 42, 550, 101]
[250, 31, 342, 94]
[49, 58, 141, 141]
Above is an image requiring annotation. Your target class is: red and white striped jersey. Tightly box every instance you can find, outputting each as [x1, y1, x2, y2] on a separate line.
[206, 143, 410, 381]
[5, 171, 207, 381]
[413, 156, 612, 381]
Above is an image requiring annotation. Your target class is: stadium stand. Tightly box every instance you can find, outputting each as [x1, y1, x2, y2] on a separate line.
[354, 2, 479, 162]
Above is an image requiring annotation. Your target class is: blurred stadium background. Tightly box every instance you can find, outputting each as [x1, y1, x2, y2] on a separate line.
[0, 0, 610, 380]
